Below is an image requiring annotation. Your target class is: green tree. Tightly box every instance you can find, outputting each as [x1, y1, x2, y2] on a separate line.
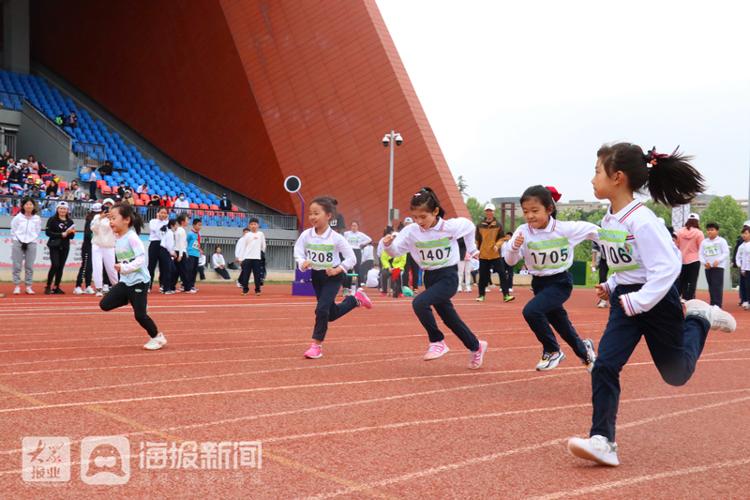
[699, 196, 745, 253]
[465, 197, 485, 224]
[456, 175, 469, 198]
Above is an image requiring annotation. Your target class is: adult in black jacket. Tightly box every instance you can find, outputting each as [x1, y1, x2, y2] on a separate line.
[45, 202, 76, 294]
[74, 205, 97, 294]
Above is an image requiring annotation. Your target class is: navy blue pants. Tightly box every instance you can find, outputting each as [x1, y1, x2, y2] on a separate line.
[311, 270, 358, 341]
[740, 270, 747, 304]
[158, 248, 175, 291]
[412, 265, 479, 351]
[240, 259, 263, 293]
[523, 272, 587, 359]
[705, 267, 724, 308]
[591, 284, 710, 441]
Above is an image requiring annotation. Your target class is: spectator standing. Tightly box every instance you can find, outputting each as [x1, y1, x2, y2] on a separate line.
[74, 204, 97, 295]
[219, 193, 232, 211]
[211, 247, 231, 280]
[235, 217, 266, 296]
[699, 222, 729, 308]
[159, 219, 178, 294]
[676, 213, 705, 301]
[401, 217, 421, 291]
[173, 213, 189, 291]
[174, 193, 190, 211]
[91, 199, 119, 296]
[88, 167, 98, 200]
[11, 196, 41, 295]
[343, 221, 371, 290]
[197, 251, 207, 281]
[476, 203, 513, 302]
[184, 218, 202, 293]
[44, 201, 75, 294]
[147, 207, 170, 290]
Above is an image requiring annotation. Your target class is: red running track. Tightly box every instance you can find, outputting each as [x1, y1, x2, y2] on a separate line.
[0, 283, 748, 498]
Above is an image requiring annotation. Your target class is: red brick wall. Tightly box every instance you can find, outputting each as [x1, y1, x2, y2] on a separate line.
[30, 0, 467, 230]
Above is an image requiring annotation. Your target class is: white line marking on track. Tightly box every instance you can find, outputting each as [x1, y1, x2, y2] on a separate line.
[528, 457, 750, 499]
[305, 395, 750, 499]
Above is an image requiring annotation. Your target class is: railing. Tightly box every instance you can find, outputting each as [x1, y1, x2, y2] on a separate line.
[74, 141, 107, 172]
[201, 236, 295, 271]
[0, 91, 24, 111]
[0, 195, 298, 230]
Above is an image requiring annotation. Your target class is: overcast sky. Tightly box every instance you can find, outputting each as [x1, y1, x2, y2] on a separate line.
[376, 0, 750, 203]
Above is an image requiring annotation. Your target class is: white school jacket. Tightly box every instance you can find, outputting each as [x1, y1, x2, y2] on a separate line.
[148, 218, 169, 242]
[160, 229, 176, 254]
[235, 231, 267, 260]
[212, 253, 226, 268]
[343, 230, 372, 250]
[174, 226, 187, 255]
[599, 200, 681, 317]
[385, 217, 478, 270]
[735, 241, 750, 272]
[699, 236, 729, 268]
[91, 214, 116, 248]
[294, 226, 356, 272]
[503, 218, 598, 276]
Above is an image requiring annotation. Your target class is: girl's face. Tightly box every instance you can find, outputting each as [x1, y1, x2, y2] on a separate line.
[591, 160, 622, 200]
[157, 209, 168, 221]
[308, 202, 331, 230]
[109, 209, 129, 235]
[23, 201, 34, 214]
[521, 197, 552, 229]
[351, 222, 359, 232]
[57, 207, 68, 219]
[411, 205, 439, 230]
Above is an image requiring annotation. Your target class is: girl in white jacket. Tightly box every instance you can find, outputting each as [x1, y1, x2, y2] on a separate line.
[10, 197, 42, 295]
[91, 200, 119, 296]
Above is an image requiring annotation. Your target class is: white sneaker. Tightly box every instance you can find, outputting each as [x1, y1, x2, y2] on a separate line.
[464, 286, 472, 293]
[103, 285, 110, 293]
[144, 334, 167, 350]
[685, 299, 736, 333]
[154, 332, 167, 347]
[95, 289, 103, 297]
[582, 339, 597, 373]
[597, 299, 608, 308]
[73, 287, 83, 295]
[536, 351, 565, 371]
[509, 288, 514, 293]
[13, 286, 20, 295]
[84, 286, 95, 295]
[567, 435, 620, 466]
[236, 281, 242, 288]
[742, 302, 749, 311]
[187, 289, 198, 294]
[423, 341, 450, 360]
[25, 287, 35, 295]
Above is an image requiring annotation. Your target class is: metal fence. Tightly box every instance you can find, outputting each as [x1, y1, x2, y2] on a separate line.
[201, 236, 295, 271]
[0, 195, 297, 230]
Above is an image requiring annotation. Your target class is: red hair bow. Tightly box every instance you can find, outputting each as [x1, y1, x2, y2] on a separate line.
[545, 186, 562, 202]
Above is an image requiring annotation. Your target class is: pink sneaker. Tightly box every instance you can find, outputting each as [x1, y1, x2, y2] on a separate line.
[468, 340, 488, 369]
[423, 341, 450, 360]
[354, 289, 373, 309]
[304, 343, 322, 359]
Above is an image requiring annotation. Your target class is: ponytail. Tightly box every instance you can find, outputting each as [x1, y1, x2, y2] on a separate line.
[597, 143, 705, 206]
[410, 187, 445, 218]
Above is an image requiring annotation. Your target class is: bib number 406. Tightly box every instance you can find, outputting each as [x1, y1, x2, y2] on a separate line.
[607, 246, 633, 264]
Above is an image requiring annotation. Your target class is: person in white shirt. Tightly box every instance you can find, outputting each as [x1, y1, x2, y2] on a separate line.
[173, 213, 189, 291]
[158, 219, 178, 293]
[383, 187, 487, 369]
[735, 227, 750, 309]
[235, 217, 267, 295]
[147, 207, 170, 290]
[294, 197, 372, 360]
[173, 193, 190, 211]
[359, 242, 374, 284]
[343, 222, 371, 290]
[10, 196, 42, 295]
[91, 198, 119, 296]
[699, 222, 729, 308]
[503, 186, 599, 373]
[211, 246, 231, 280]
[567, 142, 736, 468]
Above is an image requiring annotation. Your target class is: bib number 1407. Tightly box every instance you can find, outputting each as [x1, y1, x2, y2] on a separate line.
[418, 247, 451, 262]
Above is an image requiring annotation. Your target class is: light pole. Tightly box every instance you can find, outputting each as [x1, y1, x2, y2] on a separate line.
[382, 130, 403, 226]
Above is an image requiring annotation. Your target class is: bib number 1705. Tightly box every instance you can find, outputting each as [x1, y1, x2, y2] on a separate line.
[530, 247, 568, 265]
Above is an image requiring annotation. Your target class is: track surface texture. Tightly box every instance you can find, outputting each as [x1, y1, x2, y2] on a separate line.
[0, 283, 748, 498]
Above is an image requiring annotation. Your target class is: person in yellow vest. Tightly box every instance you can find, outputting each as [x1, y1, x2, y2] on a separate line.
[380, 239, 407, 298]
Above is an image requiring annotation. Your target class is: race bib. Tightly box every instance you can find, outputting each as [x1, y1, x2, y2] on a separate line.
[703, 244, 720, 257]
[526, 237, 570, 271]
[597, 229, 639, 272]
[415, 238, 452, 268]
[305, 243, 335, 269]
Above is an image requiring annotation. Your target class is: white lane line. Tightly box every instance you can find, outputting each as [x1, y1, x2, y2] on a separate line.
[529, 458, 750, 499]
[306, 395, 750, 499]
[262, 387, 750, 444]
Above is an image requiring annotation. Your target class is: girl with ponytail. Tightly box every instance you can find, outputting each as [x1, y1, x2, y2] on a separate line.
[567, 143, 736, 467]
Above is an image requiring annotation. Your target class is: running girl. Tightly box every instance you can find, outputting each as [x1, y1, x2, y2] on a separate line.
[383, 187, 488, 369]
[294, 196, 372, 359]
[503, 185, 598, 372]
[567, 143, 736, 467]
[99, 203, 167, 350]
